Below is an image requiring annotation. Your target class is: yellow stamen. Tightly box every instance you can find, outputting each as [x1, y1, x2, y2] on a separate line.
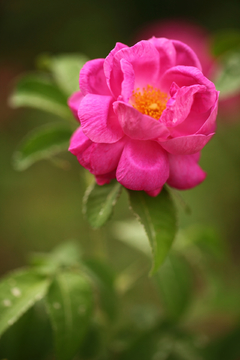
[131, 85, 168, 120]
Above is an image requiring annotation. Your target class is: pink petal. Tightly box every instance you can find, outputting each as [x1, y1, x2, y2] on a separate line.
[80, 59, 111, 96]
[120, 59, 135, 102]
[148, 37, 177, 75]
[167, 153, 206, 189]
[160, 133, 214, 155]
[172, 40, 202, 70]
[116, 139, 169, 191]
[104, 42, 128, 98]
[197, 93, 219, 135]
[95, 171, 116, 185]
[79, 94, 124, 143]
[68, 126, 92, 156]
[161, 84, 206, 128]
[78, 138, 125, 175]
[145, 187, 163, 197]
[68, 91, 84, 120]
[110, 41, 160, 98]
[114, 101, 170, 140]
[160, 65, 216, 93]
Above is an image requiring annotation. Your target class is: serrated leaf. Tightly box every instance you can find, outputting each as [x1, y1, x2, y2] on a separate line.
[128, 187, 177, 275]
[41, 53, 89, 96]
[153, 254, 193, 320]
[83, 259, 117, 320]
[9, 74, 71, 118]
[214, 50, 240, 98]
[0, 270, 50, 336]
[83, 180, 122, 228]
[13, 123, 73, 170]
[46, 271, 93, 360]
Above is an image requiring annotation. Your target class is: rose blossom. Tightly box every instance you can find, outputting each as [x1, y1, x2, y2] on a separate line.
[68, 38, 219, 196]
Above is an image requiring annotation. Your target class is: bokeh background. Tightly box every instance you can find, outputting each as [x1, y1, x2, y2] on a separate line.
[1, 0, 240, 350]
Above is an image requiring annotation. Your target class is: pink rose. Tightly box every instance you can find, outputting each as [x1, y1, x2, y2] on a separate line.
[68, 38, 219, 196]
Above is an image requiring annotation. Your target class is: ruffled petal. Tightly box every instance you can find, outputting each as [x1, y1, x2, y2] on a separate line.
[68, 91, 84, 120]
[148, 37, 177, 75]
[110, 41, 160, 98]
[79, 94, 124, 143]
[172, 40, 202, 70]
[68, 126, 92, 156]
[116, 139, 169, 191]
[114, 101, 169, 140]
[80, 59, 111, 96]
[197, 92, 219, 135]
[167, 153, 206, 189]
[160, 65, 216, 93]
[104, 42, 128, 98]
[95, 171, 116, 185]
[160, 133, 214, 155]
[78, 138, 125, 175]
[120, 59, 135, 102]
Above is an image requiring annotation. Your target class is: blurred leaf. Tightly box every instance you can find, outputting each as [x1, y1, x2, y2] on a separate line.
[0, 301, 53, 360]
[38, 53, 89, 96]
[46, 271, 93, 360]
[203, 325, 240, 360]
[154, 254, 193, 320]
[0, 270, 50, 336]
[212, 29, 240, 56]
[83, 258, 117, 320]
[9, 73, 71, 118]
[83, 180, 122, 228]
[78, 321, 102, 359]
[128, 187, 177, 275]
[29, 241, 82, 275]
[13, 123, 73, 170]
[214, 50, 240, 98]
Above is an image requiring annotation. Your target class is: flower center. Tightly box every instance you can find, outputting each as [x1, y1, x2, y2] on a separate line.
[131, 85, 169, 120]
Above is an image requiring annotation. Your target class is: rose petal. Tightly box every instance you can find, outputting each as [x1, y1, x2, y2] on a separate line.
[116, 139, 169, 191]
[197, 93, 219, 135]
[160, 133, 214, 155]
[172, 40, 202, 70]
[68, 126, 92, 156]
[114, 101, 170, 140]
[167, 153, 206, 189]
[68, 91, 83, 120]
[104, 42, 128, 98]
[148, 37, 177, 75]
[77, 138, 125, 175]
[120, 59, 135, 102]
[79, 94, 124, 143]
[95, 171, 116, 185]
[80, 59, 111, 96]
[145, 187, 163, 197]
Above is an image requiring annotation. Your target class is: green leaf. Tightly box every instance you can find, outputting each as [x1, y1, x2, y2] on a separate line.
[214, 50, 240, 98]
[39, 53, 89, 96]
[9, 74, 71, 118]
[83, 259, 117, 320]
[13, 123, 73, 170]
[0, 269, 50, 336]
[153, 254, 193, 320]
[128, 187, 177, 275]
[46, 271, 93, 360]
[83, 180, 122, 228]
[29, 241, 82, 275]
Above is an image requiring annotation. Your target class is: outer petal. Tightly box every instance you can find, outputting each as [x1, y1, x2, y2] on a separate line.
[167, 153, 206, 189]
[116, 139, 169, 191]
[68, 126, 92, 156]
[114, 101, 170, 140]
[77, 137, 126, 175]
[80, 59, 111, 96]
[160, 65, 216, 93]
[172, 40, 202, 70]
[197, 93, 219, 135]
[68, 91, 84, 120]
[145, 187, 163, 197]
[148, 37, 177, 75]
[104, 42, 128, 98]
[109, 41, 160, 98]
[79, 94, 124, 143]
[96, 171, 116, 185]
[159, 133, 214, 155]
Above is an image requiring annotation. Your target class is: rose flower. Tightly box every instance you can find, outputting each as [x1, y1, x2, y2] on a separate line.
[68, 38, 219, 196]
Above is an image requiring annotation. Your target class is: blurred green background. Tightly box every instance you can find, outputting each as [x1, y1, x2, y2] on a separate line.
[1, 0, 240, 349]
